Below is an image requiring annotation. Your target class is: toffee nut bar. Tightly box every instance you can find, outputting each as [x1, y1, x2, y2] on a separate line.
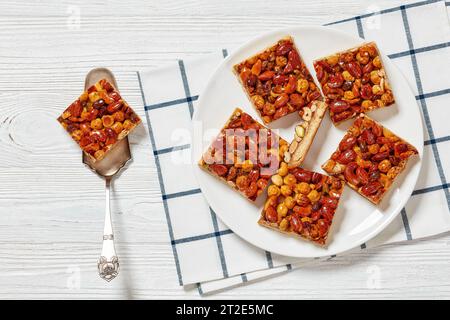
[259, 164, 345, 246]
[322, 114, 418, 205]
[314, 42, 395, 125]
[233, 36, 323, 124]
[233, 36, 328, 168]
[199, 108, 288, 202]
[58, 79, 141, 162]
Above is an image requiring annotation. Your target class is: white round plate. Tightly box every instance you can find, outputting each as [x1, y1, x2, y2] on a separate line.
[192, 26, 423, 258]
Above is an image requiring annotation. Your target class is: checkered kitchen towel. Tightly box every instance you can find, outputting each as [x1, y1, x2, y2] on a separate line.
[137, 0, 450, 294]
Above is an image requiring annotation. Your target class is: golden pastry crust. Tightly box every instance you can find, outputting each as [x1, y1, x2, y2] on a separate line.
[286, 100, 328, 168]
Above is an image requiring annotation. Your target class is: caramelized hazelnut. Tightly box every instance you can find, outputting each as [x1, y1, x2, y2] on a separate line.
[91, 118, 103, 130]
[102, 115, 115, 128]
[114, 111, 125, 122]
[111, 122, 123, 135]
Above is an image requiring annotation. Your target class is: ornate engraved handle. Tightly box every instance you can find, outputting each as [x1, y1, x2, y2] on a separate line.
[97, 177, 119, 281]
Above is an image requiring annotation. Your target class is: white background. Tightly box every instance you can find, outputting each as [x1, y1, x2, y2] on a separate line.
[0, 0, 449, 299]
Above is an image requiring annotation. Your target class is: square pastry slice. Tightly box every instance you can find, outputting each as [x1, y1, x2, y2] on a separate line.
[57, 79, 141, 162]
[259, 163, 345, 246]
[314, 42, 395, 125]
[233, 36, 323, 124]
[322, 114, 418, 205]
[199, 108, 288, 201]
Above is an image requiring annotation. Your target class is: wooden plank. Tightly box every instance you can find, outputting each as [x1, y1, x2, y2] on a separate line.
[2, 0, 449, 299]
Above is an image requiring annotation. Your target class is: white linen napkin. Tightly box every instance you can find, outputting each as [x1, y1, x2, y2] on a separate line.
[137, 0, 450, 294]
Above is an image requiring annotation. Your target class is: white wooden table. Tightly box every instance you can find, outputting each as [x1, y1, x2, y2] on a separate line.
[1, 0, 449, 299]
